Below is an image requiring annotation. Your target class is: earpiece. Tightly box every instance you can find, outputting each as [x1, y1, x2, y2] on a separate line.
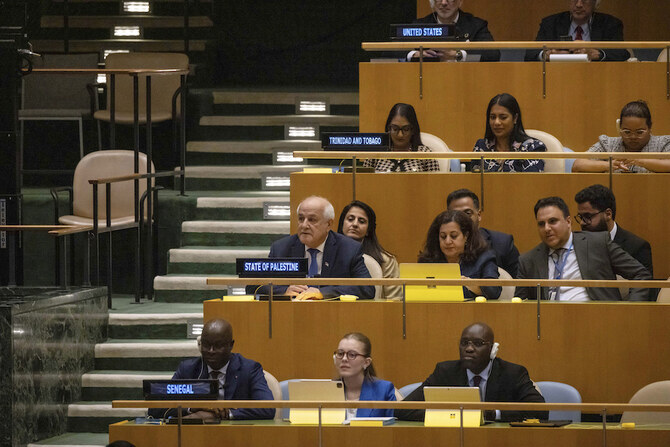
[333, 354, 337, 365]
[490, 342, 499, 360]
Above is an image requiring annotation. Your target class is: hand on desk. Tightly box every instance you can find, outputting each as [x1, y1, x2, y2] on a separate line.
[416, 49, 461, 61]
[186, 408, 231, 420]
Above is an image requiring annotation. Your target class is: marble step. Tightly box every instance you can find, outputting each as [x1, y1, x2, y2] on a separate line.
[181, 220, 289, 246]
[176, 165, 304, 191]
[27, 432, 108, 447]
[107, 311, 203, 339]
[212, 91, 359, 105]
[200, 114, 358, 127]
[193, 193, 290, 220]
[94, 339, 198, 371]
[188, 140, 320, 154]
[166, 246, 270, 275]
[81, 370, 173, 400]
[67, 402, 145, 433]
[153, 274, 235, 303]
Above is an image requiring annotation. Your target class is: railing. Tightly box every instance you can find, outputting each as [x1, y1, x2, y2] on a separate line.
[292, 151, 670, 203]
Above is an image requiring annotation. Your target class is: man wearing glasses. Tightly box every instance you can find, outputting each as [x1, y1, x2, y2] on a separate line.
[574, 184, 653, 277]
[149, 318, 275, 421]
[396, 322, 546, 422]
[408, 0, 500, 62]
[515, 196, 652, 301]
[525, 0, 629, 61]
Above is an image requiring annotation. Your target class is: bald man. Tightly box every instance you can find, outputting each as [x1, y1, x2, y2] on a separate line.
[248, 196, 374, 299]
[149, 319, 275, 420]
[396, 322, 546, 422]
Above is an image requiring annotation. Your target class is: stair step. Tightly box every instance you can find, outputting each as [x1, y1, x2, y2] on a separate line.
[212, 91, 359, 105]
[27, 432, 108, 447]
[200, 114, 358, 127]
[32, 39, 206, 53]
[178, 165, 304, 191]
[167, 246, 270, 275]
[153, 274, 234, 302]
[181, 220, 289, 246]
[94, 339, 197, 370]
[41, 15, 213, 28]
[67, 403, 144, 433]
[187, 139, 321, 154]
[108, 312, 203, 339]
[191, 193, 290, 220]
[81, 370, 173, 400]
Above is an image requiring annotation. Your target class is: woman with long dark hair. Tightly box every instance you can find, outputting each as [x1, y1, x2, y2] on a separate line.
[364, 102, 440, 172]
[418, 210, 501, 299]
[471, 93, 546, 172]
[337, 200, 402, 299]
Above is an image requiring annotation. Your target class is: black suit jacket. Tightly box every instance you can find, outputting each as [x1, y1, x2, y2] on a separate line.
[246, 231, 374, 299]
[516, 231, 652, 301]
[414, 10, 500, 62]
[613, 225, 653, 277]
[396, 358, 546, 422]
[480, 227, 520, 278]
[525, 11, 628, 61]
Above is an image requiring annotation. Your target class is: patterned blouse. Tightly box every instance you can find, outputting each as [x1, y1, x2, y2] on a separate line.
[587, 134, 670, 173]
[471, 138, 547, 172]
[363, 145, 440, 173]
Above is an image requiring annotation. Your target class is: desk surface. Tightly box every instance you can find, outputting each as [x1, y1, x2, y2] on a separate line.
[110, 420, 670, 447]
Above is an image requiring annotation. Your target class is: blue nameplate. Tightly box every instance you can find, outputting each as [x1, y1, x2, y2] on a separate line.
[236, 257, 308, 278]
[321, 132, 389, 151]
[144, 380, 218, 400]
[390, 23, 456, 41]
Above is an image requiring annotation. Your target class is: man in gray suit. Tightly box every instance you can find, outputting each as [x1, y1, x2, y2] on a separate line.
[516, 196, 651, 301]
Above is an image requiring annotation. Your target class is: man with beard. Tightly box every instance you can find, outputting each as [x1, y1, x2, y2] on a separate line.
[395, 322, 546, 422]
[149, 318, 275, 420]
[574, 184, 653, 276]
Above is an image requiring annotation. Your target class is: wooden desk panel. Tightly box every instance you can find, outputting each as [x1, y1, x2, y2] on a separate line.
[204, 301, 670, 404]
[359, 62, 670, 154]
[110, 420, 670, 447]
[290, 172, 670, 279]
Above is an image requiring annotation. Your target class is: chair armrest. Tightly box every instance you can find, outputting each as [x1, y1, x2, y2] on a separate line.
[171, 82, 189, 121]
[50, 186, 73, 224]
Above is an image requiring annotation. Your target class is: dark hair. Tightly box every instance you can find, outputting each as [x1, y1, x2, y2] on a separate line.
[418, 210, 488, 264]
[574, 184, 617, 219]
[341, 332, 377, 381]
[534, 196, 570, 218]
[484, 93, 530, 144]
[337, 200, 393, 265]
[385, 102, 424, 151]
[620, 100, 652, 128]
[446, 188, 480, 210]
[107, 442, 136, 447]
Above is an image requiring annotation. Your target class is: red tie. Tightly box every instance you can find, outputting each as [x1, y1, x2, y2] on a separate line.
[575, 25, 584, 41]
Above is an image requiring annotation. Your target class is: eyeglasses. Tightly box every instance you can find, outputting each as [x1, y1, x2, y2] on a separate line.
[620, 129, 649, 138]
[334, 350, 366, 360]
[389, 125, 412, 135]
[574, 210, 604, 224]
[459, 339, 490, 348]
[201, 341, 232, 351]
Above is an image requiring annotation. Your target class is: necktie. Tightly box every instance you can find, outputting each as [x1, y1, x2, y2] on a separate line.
[551, 248, 566, 300]
[575, 25, 584, 41]
[472, 375, 484, 400]
[307, 248, 319, 277]
[210, 370, 224, 399]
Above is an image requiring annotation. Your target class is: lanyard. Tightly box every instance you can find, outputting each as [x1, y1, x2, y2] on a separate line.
[551, 243, 573, 280]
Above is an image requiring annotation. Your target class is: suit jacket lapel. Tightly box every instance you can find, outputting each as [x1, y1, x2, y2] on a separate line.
[321, 232, 336, 277]
[484, 359, 500, 401]
[223, 354, 240, 399]
[534, 245, 550, 300]
[290, 235, 306, 258]
[573, 232, 589, 278]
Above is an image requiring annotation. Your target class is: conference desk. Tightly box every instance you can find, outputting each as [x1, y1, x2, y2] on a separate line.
[289, 172, 670, 279]
[203, 300, 670, 405]
[109, 419, 670, 447]
[358, 61, 670, 153]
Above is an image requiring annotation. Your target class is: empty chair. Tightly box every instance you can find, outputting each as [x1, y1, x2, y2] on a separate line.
[420, 132, 455, 172]
[536, 381, 582, 423]
[525, 129, 564, 173]
[621, 380, 670, 424]
[263, 370, 282, 421]
[362, 254, 383, 300]
[497, 267, 515, 301]
[398, 382, 422, 399]
[279, 379, 300, 419]
[658, 48, 668, 62]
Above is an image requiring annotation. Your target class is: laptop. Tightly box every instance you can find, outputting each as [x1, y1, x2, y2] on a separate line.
[423, 386, 483, 427]
[399, 263, 464, 302]
[288, 380, 345, 425]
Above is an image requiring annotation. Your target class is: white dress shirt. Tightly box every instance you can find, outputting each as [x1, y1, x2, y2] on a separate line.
[547, 233, 590, 301]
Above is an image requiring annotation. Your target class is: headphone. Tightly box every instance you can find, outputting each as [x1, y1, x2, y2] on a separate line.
[490, 342, 499, 360]
[196, 336, 206, 378]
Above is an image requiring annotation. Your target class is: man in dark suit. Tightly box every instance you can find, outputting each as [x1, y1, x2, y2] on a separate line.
[149, 319, 275, 420]
[409, 0, 500, 62]
[525, 0, 628, 61]
[516, 196, 651, 301]
[396, 322, 546, 422]
[574, 184, 653, 276]
[248, 196, 374, 299]
[447, 188, 520, 277]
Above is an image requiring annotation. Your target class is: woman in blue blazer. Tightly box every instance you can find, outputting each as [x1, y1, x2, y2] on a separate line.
[334, 332, 396, 418]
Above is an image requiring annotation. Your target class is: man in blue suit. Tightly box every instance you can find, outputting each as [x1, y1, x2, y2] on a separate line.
[447, 189, 520, 278]
[248, 196, 374, 299]
[149, 319, 275, 420]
